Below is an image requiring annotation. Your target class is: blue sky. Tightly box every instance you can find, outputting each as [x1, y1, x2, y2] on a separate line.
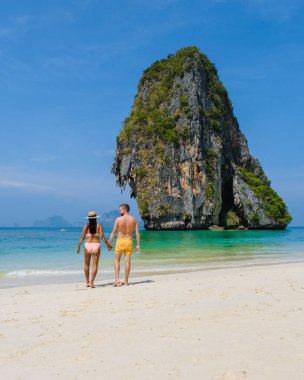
[0, 0, 303, 226]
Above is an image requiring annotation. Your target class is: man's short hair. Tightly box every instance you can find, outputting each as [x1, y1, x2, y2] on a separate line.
[120, 203, 130, 212]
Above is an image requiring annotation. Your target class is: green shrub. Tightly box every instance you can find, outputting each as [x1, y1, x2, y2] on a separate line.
[205, 107, 221, 120]
[206, 182, 215, 200]
[158, 204, 171, 216]
[134, 167, 146, 180]
[163, 155, 172, 165]
[138, 149, 149, 159]
[183, 213, 191, 222]
[239, 167, 292, 225]
[180, 96, 188, 107]
[209, 119, 221, 133]
[180, 127, 190, 139]
[138, 198, 149, 216]
[225, 210, 240, 228]
[204, 149, 217, 178]
[122, 147, 132, 155]
[155, 142, 165, 158]
[250, 212, 260, 225]
[204, 107, 222, 134]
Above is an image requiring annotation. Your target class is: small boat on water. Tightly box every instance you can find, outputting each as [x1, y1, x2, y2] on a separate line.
[60, 227, 66, 232]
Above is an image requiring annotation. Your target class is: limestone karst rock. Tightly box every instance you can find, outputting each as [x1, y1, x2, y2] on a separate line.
[112, 47, 292, 230]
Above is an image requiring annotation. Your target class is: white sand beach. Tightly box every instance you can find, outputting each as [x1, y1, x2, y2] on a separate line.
[1, 262, 304, 380]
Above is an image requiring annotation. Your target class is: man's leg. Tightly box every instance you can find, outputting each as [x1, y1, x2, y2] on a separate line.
[124, 255, 131, 286]
[114, 253, 122, 286]
[84, 250, 91, 286]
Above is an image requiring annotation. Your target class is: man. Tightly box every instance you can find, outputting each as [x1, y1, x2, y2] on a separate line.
[109, 203, 140, 286]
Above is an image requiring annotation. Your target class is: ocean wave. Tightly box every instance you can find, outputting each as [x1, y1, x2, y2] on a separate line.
[6, 269, 84, 277]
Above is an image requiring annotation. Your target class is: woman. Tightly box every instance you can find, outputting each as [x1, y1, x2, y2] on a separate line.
[77, 211, 112, 288]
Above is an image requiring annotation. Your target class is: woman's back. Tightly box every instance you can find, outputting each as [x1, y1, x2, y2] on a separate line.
[85, 223, 100, 243]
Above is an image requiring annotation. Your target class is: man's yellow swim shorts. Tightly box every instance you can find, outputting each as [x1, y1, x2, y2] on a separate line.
[115, 239, 133, 256]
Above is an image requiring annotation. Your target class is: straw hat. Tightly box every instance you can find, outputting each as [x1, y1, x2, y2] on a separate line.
[85, 211, 100, 219]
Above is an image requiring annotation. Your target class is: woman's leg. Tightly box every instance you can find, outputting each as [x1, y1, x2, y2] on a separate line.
[90, 250, 100, 288]
[84, 248, 91, 286]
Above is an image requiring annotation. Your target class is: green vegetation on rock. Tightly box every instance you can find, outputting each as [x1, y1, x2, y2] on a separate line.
[206, 182, 215, 200]
[250, 212, 260, 225]
[134, 167, 146, 180]
[158, 204, 172, 216]
[121, 147, 132, 155]
[183, 213, 191, 222]
[117, 46, 231, 148]
[138, 197, 149, 216]
[225, 210, 240, 228]
[204, 149, 217, 178]
[239, 167, 292, 225]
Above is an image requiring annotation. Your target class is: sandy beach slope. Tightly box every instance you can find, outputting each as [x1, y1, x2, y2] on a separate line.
[1, 262, 304, 380]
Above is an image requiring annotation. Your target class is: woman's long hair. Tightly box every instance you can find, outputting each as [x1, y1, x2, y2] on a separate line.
[88, 218, 97, 235]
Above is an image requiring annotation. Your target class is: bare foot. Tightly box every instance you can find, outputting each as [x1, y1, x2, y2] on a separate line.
[89, 282, 95, 288]
[124, 282, 129, 286]
[113, 281, 123, 287]
[86, 283, 90, 287]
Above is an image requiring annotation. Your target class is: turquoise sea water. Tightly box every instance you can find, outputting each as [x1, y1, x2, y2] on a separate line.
[0, 227, 304, 287]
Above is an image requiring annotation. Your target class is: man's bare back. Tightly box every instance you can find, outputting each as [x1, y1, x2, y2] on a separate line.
[116, 214, 137, 239]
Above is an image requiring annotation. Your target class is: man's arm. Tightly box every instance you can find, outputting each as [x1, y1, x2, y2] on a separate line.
[135, 219, 141, 253]
[99, 224, 112, 251]
[76, 225, 87, 254]
[108, 219, 118, 245]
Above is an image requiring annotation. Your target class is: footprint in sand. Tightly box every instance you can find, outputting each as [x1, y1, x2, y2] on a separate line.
[9, 348, 30, 359]
[60, 310, 79, 318]
[16, 290, 30, 295]
[255, 287, 273, 296]
[213, 370, 247, 380]
[60, 305, 88, 317]
[3, 318, 18, 324]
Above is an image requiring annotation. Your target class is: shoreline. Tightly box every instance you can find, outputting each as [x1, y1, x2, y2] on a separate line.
[1, 261, 304, 379]
[1, 254, 304, 289]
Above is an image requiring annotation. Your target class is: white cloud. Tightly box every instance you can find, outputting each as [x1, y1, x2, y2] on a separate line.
[0, 179, 53, 193]
[29, 154, 59, 162]
[0, 164, 118, 199]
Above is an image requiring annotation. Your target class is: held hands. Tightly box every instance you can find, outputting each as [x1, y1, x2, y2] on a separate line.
[107, 244, 112, 252]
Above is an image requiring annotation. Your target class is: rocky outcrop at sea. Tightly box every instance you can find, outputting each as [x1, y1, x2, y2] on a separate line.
[112, 47, 292, 230]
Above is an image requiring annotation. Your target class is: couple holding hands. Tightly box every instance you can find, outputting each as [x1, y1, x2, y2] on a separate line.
[76, 204, 140, 288]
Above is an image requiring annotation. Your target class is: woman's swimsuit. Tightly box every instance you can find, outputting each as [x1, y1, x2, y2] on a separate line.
[84, 225, 100, 254]
[85, 242, 100, 254]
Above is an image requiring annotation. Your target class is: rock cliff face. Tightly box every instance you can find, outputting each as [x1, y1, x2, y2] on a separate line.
[112, 47, 292, 230]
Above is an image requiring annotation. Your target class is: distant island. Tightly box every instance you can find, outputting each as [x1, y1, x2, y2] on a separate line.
[31, 210, 122, 228]
[112, 46, 292, 230]
[32, 215, 74, 228]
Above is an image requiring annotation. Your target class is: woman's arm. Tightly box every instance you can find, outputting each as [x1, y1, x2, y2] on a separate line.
[76, 225, 87, 254]
[99, 224, 112, 251]
[109, 219, 118, 245]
